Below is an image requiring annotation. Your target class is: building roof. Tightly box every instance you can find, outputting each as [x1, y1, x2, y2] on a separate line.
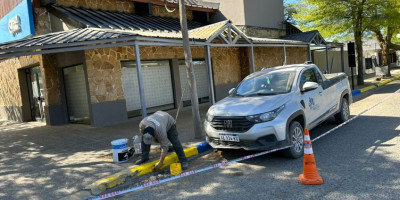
[0, 28, 136, 52]
[52, 5, 204, 32]
[250, 37, 307, 45]
[280, 30, 327, 45]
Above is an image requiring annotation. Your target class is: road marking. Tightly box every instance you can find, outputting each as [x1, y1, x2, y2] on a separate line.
[90, 89, 399, 200]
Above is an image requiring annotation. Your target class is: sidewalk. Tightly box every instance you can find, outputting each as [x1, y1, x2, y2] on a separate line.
[352, 67, 400, 91]
[0, 104, 210, 200]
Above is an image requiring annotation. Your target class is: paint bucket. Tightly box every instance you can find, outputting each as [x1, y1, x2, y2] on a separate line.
[111, 138, 129, 163]
[170, 163, 182, 175]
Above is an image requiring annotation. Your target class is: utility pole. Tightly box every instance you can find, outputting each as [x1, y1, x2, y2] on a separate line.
[178, 0, 203, 139]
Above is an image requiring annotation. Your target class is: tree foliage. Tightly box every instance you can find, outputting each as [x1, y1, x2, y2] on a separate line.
[293, 0, 400, 79]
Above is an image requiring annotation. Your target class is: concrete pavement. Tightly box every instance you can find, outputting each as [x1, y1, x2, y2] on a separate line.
[0, 104, 209, 200]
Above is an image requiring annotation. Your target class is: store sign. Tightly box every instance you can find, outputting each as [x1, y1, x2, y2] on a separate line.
[0, 0, 35, 44]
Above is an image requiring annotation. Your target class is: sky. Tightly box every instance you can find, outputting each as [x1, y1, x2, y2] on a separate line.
[284, 0, 300, 5]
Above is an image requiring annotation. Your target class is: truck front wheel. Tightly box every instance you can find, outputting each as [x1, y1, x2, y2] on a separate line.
[283, 121, 304, 158]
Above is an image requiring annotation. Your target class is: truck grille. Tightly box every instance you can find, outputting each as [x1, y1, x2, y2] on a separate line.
[210, 116, 254, 132]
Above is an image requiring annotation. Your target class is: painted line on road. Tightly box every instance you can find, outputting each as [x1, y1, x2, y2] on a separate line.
[90, 89, 400, 200]
[312, 88, 399, 142]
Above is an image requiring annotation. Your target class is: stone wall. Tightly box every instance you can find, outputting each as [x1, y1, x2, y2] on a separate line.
[237, 26, 286, 38]
[152, 5, 193, 20]
[55, 0, 193, 19]
[0, 54, 60, 121]
[55, 0, 134, 13]
[34, 7, 52, 35]
[84, 45, 244, 103]
[41, 54, 61, 105]
[0, 58, 25, 107]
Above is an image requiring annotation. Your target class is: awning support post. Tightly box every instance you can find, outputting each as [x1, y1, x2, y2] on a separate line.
[134, 43, 147, 117]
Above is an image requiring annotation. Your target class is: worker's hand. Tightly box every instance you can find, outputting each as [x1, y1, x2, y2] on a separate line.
[153, 161, 163, 170]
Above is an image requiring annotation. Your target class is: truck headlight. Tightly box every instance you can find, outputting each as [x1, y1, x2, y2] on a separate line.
[246, 104, 285, 123]
[206, 113, 214, 122]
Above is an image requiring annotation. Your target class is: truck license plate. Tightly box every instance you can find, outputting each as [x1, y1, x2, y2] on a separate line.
[219, 134, 239, 142]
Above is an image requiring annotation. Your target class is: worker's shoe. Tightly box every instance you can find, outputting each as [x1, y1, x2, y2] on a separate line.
[181, 162, 189, 170]
[135, 157, 149, 165]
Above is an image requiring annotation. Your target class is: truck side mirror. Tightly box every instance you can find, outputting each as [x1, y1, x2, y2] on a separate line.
[228, 88, 235, 95]
[301, 82, 319, 92]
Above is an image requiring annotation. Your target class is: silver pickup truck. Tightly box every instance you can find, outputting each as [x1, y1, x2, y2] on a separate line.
[204, 64, 352, 158]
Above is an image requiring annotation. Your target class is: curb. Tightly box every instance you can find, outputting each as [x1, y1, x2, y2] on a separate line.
[84, 142, 213, 196]
[351, 75, 400, 96]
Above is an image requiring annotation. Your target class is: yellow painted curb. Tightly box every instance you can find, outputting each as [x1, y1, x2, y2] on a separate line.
[87, 146, 200, 195]
[377, 79, 392, 87]
[360, 85, 377, 93]
[394, 75, 400, 80]
[130, 146, 199, 176]
[86, 170, 130, 194]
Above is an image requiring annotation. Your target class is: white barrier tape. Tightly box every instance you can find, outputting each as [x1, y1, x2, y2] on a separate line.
[90, 89, 399, 200]
[312, 90, 398, 142]
[89, 145, 292, 200]
[304, 143, 313, 154]
[304, 135, 310, 141]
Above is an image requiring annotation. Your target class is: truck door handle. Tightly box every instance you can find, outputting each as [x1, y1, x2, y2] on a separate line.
[319, 91, 323, 95]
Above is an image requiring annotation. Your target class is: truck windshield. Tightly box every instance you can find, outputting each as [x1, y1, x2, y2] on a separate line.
[234, 71, 296, 96]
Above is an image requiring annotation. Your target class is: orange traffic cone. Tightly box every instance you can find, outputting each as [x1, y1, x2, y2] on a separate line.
[299, 128, 323, 185]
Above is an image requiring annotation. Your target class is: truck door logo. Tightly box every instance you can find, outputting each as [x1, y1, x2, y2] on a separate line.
[224, 120, 233, 128]
[309, 97, 319, 110]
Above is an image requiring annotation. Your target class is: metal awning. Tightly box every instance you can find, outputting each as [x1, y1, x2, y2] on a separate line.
[280, 30, 327, 46]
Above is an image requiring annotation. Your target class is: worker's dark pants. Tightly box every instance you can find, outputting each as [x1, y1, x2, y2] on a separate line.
[141, 125, 188, 164]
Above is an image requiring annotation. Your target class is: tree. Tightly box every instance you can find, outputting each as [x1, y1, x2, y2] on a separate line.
[365, 0, 400, 76]
[294, 0, 370, 85]
[178, 0, 203, 139]
[284, 2, 298, 25]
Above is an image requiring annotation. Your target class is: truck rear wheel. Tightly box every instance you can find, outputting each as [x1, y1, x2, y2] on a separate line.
[283, 121, 304, 158]
[335, 98, 350, 124]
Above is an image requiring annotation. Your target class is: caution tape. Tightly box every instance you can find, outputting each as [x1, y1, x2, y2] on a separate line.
[90, 89, 399, 200]
[89, 145, 291, 200]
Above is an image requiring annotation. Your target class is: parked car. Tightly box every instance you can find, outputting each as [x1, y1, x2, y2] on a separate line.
[204, 64, 352, 158]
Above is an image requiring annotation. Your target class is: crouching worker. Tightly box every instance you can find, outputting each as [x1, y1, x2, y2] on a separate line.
[136, 111, 188, 170]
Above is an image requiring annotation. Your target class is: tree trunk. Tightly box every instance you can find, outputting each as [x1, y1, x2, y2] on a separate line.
[355, 2, 364, 85]
[178, 0, 203, 139]
[354, 28, 364, 85]
[384, 27, 393, 77]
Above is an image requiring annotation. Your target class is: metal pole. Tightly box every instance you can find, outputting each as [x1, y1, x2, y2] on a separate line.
[307, 44, 312, 62]
[205, 45, 215, 105]
[283, 43, 287, 65]
[250, 45, 255, 73]
[340, 45, 345, 72]
[134, 43, 147, 117]
[325, 44, 329, 73]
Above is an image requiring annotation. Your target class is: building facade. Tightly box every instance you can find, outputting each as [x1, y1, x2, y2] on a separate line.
[0, 0, 308, 126]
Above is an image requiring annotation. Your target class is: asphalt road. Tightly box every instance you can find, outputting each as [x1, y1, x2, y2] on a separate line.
[115, 80, 400, 200]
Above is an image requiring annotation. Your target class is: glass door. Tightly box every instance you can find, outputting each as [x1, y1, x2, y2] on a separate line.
[27, 66, 45, 121]
[63, 65, 90, 124]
